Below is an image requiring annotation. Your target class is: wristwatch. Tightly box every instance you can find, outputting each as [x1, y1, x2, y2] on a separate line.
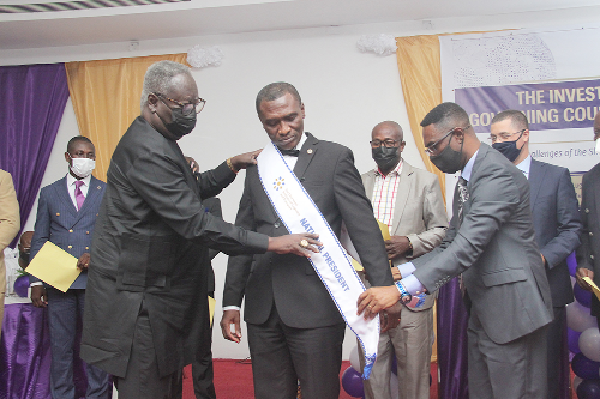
[395, 281, 412, 304]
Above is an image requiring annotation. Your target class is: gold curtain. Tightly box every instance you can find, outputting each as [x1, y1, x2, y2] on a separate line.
[65, 53, 188, 180]
[395, 35, 445, 198]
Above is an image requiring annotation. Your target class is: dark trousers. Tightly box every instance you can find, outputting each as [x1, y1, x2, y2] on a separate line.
[47, 288, 109, 399]
[115, 304, 176, 399]
[546, 306, 569, 399]
[246, 303, 345, 399]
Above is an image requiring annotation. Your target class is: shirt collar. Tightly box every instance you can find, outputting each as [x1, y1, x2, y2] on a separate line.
[66, 173, 91, 188]
[461, 150, 479, 182]
[376, 159, 403, 177]
[515, 155, 531, 177]
[293, 132, 307, 151]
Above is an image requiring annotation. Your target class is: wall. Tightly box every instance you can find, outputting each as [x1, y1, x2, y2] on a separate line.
[8, 5, 600, 359]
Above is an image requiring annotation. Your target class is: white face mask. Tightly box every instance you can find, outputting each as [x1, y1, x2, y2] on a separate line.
[70, 157, 95, 178]
[595, 138, 600, 155]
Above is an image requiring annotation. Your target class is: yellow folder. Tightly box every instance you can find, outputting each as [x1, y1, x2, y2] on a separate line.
[27, 242, 80, 292]
[583, 277, 600, 301]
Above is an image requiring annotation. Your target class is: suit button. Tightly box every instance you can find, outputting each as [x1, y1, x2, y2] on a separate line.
[586, 208, 590, 213]
[274, 222, 281, 228]
[591, 232, 594, 236]
[68, 245, 73, 249]
[591, 255, 595, 260]
[86, 231, 90, 235]
[85, 247, 89, 250]
[300, 177, 306, 182]
[69, 229, 73, 233]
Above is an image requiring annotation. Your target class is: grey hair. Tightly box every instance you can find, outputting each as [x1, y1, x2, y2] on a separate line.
[140, 61, 192, 111]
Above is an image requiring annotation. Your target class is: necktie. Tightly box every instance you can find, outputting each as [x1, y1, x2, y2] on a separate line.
[74, 180, 85, 211]
[455, 177, 469, 227]
[279, 149, 300, 157]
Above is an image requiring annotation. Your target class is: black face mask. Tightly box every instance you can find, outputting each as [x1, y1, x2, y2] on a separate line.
[430, 136, 464, 174]
[372, 146, 399, 171]
[492, 132, 524, 163]
[158, 107, 197, 140]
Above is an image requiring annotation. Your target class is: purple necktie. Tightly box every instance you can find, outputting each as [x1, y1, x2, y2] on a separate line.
[74, 180, 85, 211]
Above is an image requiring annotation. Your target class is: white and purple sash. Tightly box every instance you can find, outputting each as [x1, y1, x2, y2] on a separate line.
[257, 142, 379, 379]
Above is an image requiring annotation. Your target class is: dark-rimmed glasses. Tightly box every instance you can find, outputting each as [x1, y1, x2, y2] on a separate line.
[370, 139, 399, 148]
[425, 125, 470, 155]
[154, 92, 206, 115]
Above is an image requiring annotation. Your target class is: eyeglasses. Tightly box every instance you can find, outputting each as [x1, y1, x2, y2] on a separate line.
[425, 126, 470, 155]
[489, 129, 525, 143]
[154, 92, 206, 115]
[370, 139, 399, 148]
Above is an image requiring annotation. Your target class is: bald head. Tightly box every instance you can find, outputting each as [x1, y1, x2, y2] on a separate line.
[372, 121, 403, 142]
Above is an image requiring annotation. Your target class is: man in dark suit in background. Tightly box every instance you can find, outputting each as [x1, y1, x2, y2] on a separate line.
[80, 61, 318, 399]
[29, 136, 109, 399]
[220, 82, 395, 399]
[359, 102, 552, 399]
[491, 110, 581, 399]
[577, 112, 600, 326]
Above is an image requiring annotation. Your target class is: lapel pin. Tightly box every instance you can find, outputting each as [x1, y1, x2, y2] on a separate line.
[97, 186, 101, 189]
[56, 213, 60, 217]
[307, 149, 313, 154]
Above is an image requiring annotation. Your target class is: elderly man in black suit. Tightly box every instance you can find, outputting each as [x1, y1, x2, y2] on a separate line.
[80, 61, 319, 399]
[491, 110, 581, 399]
[359, 102, 553, 399]
[220, 82, 395, 399]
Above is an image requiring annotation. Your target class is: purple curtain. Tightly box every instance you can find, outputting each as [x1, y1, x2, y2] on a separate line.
[437, 277, 469, 399]
[0, 64, 69, 247]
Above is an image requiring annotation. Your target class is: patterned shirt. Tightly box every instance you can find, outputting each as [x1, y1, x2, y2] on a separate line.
[371, 160, 403, 227]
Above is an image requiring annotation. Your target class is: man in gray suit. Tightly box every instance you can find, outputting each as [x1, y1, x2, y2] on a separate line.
[30, 136, 110, 399]
[491, 110, 581, 399]
[360, 121, 447, 399]
[221, 82, 394, 399]
[358, 102, 553, 399]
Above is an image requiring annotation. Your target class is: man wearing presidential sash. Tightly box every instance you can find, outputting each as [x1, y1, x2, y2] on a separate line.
[221, 82, 395, 399]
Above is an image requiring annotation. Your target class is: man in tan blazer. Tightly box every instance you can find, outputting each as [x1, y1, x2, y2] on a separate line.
[360, 121, 447, 399]
[0, 169, 20, 331]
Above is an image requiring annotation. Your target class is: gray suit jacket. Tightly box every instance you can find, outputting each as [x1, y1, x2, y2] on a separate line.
[413, 143, 552, 344]
[223, 132, 394, 328]
[361, 161, 448, 310]
[529, 159, 581, 307]
[30, 175, 106, 289]
[577, 163, 600, 318]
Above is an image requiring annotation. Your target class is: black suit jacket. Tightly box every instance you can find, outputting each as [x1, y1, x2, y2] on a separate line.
[81, 116, 269, 378]
[577, 163, 600, 317]
[223, 133, 394, 328]
[529, 158, 581, 307]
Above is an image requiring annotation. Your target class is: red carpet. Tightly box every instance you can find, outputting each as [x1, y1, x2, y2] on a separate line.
[182, 359, 439, 398]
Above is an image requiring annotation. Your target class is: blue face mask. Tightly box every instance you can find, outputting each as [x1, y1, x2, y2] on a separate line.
[492, 131, 525, 163]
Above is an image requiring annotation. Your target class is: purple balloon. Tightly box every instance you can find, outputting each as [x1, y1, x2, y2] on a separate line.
[576, 284, 594, 308]
[568, 251, 578, 277]
[572, 353, 600, 381]
[341, 367, 364, 398]
[570, 328, 583, 353]
[577, 379, 600, 399]
[13, 275, 29, 297]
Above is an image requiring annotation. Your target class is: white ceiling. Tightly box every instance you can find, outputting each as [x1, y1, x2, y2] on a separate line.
[2, 0, 600, 50]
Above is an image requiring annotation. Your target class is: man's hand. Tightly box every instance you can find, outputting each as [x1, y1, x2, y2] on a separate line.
[230, 150, 263, 171]
[379, 303, 402, 333]
[221, 309, 242, 343]
[577, 267, 595, 292]
[357, 285, 402, 319]
[267, 233, 321, 257]
[77, 253, 90, 272]
[385, 236, 411, 260]
[31, 285, 48, 308]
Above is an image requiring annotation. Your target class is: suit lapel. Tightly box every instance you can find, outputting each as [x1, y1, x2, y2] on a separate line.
[592, 167, 600, 219]
[528, 159, 545, 214]
[391, 162, 412, 235]
[293, 132, 318, 179]
[57, 177, 78, 217]
[362, 170, 376, 200]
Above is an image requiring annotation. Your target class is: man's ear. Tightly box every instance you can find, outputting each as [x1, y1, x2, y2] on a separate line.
[522, 129, 530, 143]
[148, 93, 159, 113]
[301, 103, 306, 120]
